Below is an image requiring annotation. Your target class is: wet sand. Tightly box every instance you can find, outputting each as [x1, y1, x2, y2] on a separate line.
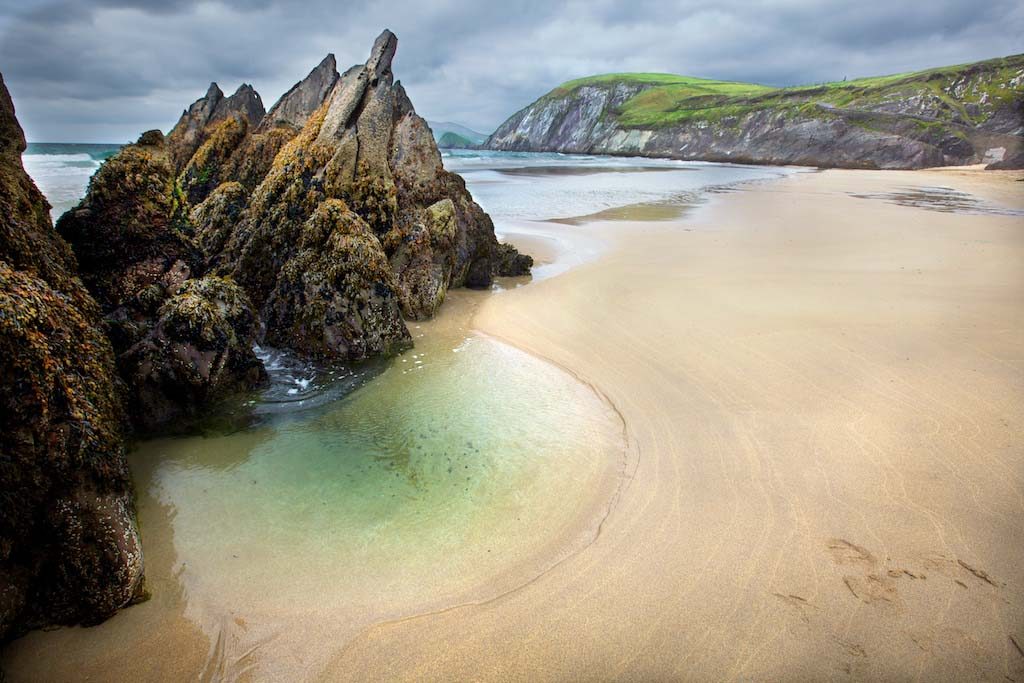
[326, 167, 1024, 680]
[4, 166, 1023, 681]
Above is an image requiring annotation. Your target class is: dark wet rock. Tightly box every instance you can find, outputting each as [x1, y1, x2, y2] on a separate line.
[120, 276, 266, 430]
[191, 181, 248, 258]
[0, 72, 142, 640]
[57, 131, 264, 430]
[495, 242, 534, 276]
[262, 200, 410, 359]
[56, 130, 204, 354]
[167, 83, 265, 171]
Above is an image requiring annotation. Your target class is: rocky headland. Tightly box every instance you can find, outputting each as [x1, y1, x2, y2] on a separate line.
[0, 29, 529, 640]
[487, 55, 1024, 169]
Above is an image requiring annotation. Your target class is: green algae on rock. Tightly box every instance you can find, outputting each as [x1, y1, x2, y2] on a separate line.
[0, 71, 143, 640]
[57, 131, 265, 430]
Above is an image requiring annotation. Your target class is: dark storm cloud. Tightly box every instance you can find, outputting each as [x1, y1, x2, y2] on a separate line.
[0, 0, 1021, 141]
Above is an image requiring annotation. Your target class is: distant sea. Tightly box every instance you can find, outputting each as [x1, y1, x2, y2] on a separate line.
[24, 143, 799, 227]
[22, 142, 123, 219]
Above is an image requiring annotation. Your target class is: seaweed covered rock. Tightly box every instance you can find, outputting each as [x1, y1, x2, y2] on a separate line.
[56, 130, 204, 354]
[495, 242, 534, 276]
[262, 200, 410, 359]
[190, 181, 248, 258]
[0, 72, 142, 640]
[384, 198, 457, 319]
[120, 276, 266, 430]
[178, 114, 250, 205]
[58, 132, 265, 430]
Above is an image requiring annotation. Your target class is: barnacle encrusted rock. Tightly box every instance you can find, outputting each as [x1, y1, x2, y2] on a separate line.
[0, 72, 143, 640]
[57, 131, 264, 429]
[120, 276, 266, 429]
[262, 200, 410, 359]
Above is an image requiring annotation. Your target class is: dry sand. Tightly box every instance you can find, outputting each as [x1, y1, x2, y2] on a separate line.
[324, 168, 1024, 680]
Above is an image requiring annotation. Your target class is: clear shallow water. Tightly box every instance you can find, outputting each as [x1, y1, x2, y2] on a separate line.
[125, 293, 626, 677]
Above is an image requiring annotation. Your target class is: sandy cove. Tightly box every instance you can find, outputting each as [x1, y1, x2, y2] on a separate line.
[324, 167, 1024, 680]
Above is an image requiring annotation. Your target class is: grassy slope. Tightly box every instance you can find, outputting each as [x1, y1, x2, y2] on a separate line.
[546, 55, 1024, 130]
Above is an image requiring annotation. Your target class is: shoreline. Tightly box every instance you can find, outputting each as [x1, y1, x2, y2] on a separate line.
[3, 164, 1022, 681]
[327, 165, 1024, 680]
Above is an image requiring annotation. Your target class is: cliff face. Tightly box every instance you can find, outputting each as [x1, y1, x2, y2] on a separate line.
[487, 55, 1024, 169]
[0, 73, 143, 640]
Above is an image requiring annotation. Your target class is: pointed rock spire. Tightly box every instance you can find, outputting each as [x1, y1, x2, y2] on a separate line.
[366, 29, 397, 84]
[261, 53, 339, 131]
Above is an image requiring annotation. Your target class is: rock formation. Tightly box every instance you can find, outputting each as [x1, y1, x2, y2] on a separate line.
[0, 72, 143, 640]
[57, 130, 266, 431]
[1, 27, 529, 642]
[166, 82, 264, 171]
[54, 28, 529, 420]
[202, 29, 530, 356]
[487, 55, 1024, 169]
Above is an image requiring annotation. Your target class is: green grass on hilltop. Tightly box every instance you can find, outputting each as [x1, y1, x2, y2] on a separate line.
[547, 54, 1024, 129]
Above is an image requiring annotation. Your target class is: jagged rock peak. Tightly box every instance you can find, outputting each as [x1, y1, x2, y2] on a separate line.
[221, 83, 265, 126]
[367, 29, 397, 84]
[167, 80, 265, 170]
[261, 52, 339, 131]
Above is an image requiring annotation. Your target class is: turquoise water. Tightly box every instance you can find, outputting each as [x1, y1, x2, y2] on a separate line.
[130, 292, 626, 661]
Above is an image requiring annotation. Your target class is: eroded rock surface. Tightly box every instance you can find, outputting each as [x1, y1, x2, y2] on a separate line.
[57, 131, 265, 430]
[0, 72, 143, 640]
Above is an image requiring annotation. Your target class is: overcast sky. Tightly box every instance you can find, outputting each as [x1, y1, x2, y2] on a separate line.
[1, 0, 1021, 142]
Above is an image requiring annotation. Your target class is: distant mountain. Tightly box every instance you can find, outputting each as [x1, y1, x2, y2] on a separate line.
[428, 121, 488, 146]
[438, 131, 477, 149]
[487, 55, 1024, 169]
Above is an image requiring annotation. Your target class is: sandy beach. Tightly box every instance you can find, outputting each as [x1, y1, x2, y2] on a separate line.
[3, 166, 1022, 681]
[323, 167, 1024, 680]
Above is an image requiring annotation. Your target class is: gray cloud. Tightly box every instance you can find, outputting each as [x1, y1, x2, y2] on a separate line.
[1, 0, 1021, 141]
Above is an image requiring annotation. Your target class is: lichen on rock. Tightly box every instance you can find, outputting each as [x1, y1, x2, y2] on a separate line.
[119, 276, 266, 430]
[0, 72, 143, 640]
[262, 199, 411, 359]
